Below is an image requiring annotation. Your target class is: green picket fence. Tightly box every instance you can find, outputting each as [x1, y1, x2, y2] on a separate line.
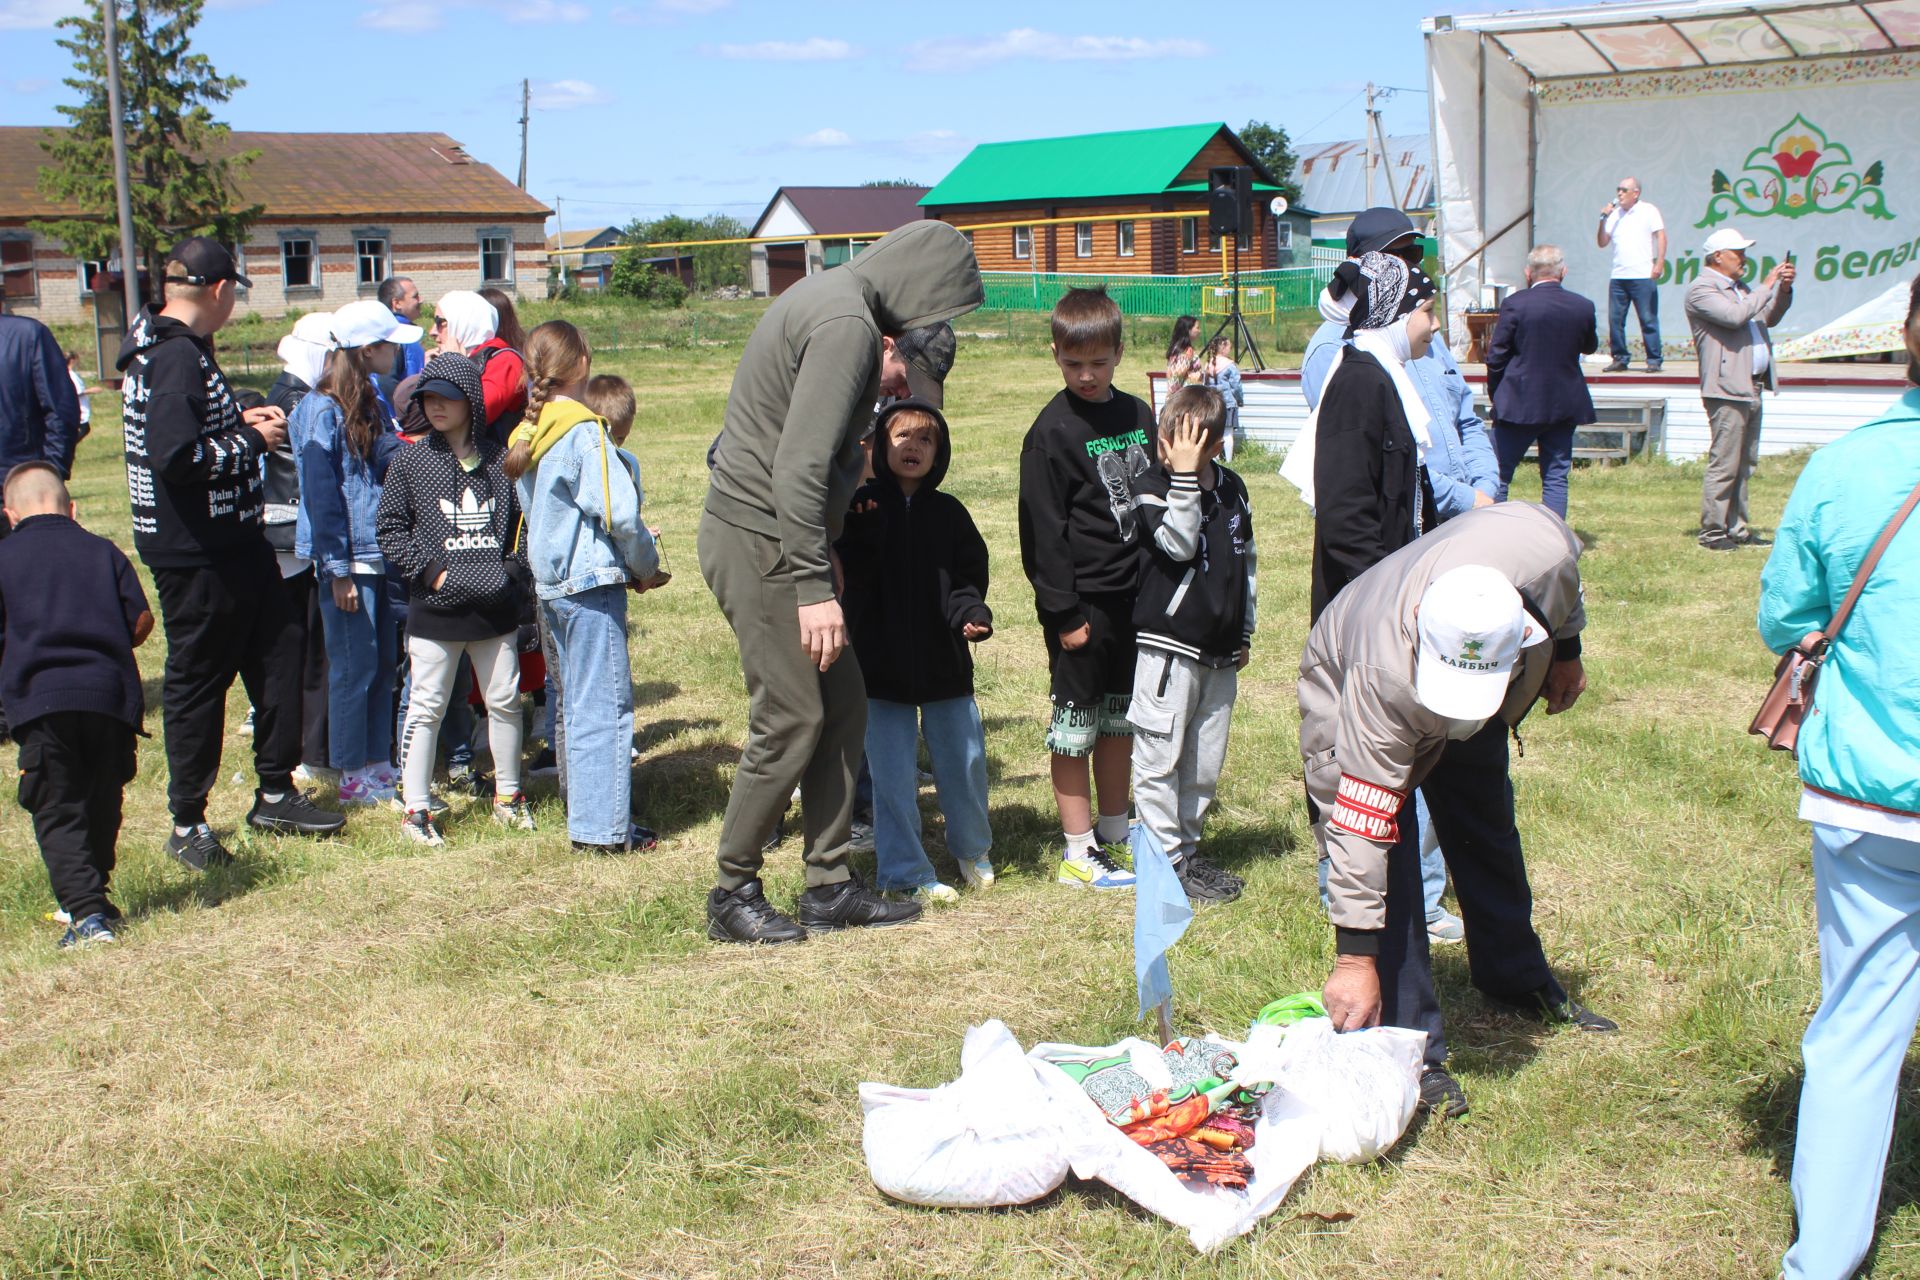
[978, 264, 1336, 317]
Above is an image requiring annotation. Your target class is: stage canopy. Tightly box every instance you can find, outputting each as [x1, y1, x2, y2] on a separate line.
[1425, 0, 1920, 359]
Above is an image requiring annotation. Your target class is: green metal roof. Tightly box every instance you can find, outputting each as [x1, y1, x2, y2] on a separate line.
[920, 122, 1262, 207]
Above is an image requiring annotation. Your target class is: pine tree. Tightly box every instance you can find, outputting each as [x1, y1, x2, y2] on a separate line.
[32, 0, 261, 287]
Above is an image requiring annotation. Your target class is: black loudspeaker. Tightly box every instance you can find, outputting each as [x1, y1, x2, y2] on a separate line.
[1207, 165, 1253, 236]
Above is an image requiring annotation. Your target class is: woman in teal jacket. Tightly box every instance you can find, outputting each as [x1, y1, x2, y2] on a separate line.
[1758, 277, 1920, 1280]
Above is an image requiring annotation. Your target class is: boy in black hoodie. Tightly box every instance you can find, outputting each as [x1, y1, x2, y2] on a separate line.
[1017, 287, 1156, 892]
[1129, 385, 1256, 904]
[837, 398, 994, 904]
[118, 237, 345, 869]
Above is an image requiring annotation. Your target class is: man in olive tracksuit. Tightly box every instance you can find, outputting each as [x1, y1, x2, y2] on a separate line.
[699, 220, 983, 944]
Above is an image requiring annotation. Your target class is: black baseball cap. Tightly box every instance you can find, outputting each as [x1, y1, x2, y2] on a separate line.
[1346, 207, 1420, 258]
[164, 235, 251, 288]
[414, 376, 464, 403]
[896, 321, 957, 408]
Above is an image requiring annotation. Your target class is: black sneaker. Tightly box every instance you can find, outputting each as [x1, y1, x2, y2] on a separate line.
[1602, 359, 1629, 373]
[707, 880, 807, 945]
[1188, 853, 1244, 890]
[1419, 1066, 1470, 1118]
[762, 814, 786, 854]
[167, 823, 233, 870]
[795, 874, 922, 934]
[528, 747, 559, 778]
[1734, 530, 1774, 547]
[246, 789, 347, 836]
[1699, 533, 1741, 552]
[573, 822, 660, 856]
[1175, 856, 1241, 903]
[1645, 361, 1664, 373]
[1488, 987, 1619, 1033]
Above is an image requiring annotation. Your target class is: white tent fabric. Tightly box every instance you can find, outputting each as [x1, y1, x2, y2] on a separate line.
[1776, 279, 1914, 360]
[1424, 0, 1920, 359]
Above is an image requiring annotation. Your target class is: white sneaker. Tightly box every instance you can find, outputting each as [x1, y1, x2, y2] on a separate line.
[956, 856, 996, 889]
[889, 882, 960, 907]
[400, 808, 444, 846]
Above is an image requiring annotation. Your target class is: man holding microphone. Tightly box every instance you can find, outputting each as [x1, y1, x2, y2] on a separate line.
[1596, 177, 1667, 372]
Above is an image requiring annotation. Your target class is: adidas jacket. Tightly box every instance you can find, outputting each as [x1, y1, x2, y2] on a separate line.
[374, 429, 527, 640]
[115, 307, 268, 568]
[1132, 462, 1256, 666]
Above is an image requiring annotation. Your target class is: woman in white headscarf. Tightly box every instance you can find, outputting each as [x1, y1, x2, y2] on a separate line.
[1302, 250, 1441, 620]
[430, 290, 525, 444]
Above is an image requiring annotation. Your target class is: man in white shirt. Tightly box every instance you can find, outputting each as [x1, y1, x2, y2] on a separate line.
[1595, 177, 1666, 372]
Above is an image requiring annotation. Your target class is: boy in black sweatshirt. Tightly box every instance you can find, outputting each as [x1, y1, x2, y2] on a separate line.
[1129, 385, 1256, 904]
[837, 397, 994, 904]
[117, 237, 345, 870]
[1017, 287, 1156, 891]
[0, 464, 152, 946]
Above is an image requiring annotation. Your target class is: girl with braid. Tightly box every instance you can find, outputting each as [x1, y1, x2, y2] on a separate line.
[506, 322, 663, 854]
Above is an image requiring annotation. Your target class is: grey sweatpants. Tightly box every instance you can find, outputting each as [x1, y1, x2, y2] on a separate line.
[1701, 395, 1763, 542]
[1128, 647, 1237, 865]
[698, 509, 861, 892]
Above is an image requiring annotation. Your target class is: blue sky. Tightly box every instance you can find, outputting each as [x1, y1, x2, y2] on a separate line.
[3, 0, 1589, 232]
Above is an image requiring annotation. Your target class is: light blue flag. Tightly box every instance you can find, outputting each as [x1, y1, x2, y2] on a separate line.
[1133, 823, 1193, 1020]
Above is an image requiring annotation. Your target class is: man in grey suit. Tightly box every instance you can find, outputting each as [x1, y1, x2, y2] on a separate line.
[1684, 227, 1794, 551]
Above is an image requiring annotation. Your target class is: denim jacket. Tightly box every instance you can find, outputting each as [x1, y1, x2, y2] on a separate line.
[1302, 319, 1498, 521]
[291, 389, 400, 579]
[515, 401, 659, 601]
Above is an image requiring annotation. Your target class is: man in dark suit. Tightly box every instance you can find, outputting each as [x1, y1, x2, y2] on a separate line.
[1485, 245, 1598, 521]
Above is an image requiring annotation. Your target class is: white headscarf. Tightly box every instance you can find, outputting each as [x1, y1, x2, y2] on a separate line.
[435, 290, 498, 354]
[276, 312, 335, 389]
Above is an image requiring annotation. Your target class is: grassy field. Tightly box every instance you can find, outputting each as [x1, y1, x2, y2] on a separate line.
[0, 298, 1904, 1278]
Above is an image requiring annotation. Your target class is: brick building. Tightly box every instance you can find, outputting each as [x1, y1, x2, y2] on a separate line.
[0, 129, 550, 325]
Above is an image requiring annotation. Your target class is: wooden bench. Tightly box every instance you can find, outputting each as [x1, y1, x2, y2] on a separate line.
[1471, 394, 1666, 463]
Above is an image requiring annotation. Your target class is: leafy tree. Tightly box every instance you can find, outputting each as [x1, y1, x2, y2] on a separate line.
[620, 213, 748, 291]
[1238, 120, 1301, 204]
[34, 0, 261, 286]
[860, 178, 922, 188]
[608, 249, 689, 307]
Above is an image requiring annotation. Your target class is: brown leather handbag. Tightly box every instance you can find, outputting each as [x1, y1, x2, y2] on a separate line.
[1752, 478, 1920, 754]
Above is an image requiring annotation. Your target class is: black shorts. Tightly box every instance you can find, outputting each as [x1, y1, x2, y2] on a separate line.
[1042, 593, 1138, 754]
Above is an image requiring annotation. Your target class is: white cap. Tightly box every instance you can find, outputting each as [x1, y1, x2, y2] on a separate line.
[329, 299, 424, 349]
[1702, 228, 1756, 256]
[1413, 565, 1544, 721]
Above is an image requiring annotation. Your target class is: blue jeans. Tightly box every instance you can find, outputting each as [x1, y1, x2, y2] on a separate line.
[544, 585, 632, 845]
[1416, 790, 1449, 923]
[866, 696, 992, 892]
[1784, 823, 1920, 1280]
[1607, 277, 1661, 365]
[318, 573, 396, 771]
[1493, 422, 1576, 522]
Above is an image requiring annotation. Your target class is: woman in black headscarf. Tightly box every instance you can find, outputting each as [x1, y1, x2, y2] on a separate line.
[1303, 250, 1441, 620]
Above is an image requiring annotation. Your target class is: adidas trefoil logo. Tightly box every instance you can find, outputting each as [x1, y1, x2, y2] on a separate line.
[439, 489, 499, 551]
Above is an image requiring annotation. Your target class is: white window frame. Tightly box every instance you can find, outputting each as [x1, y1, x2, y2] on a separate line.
[1236, 227, 1252, 252]
[1276, 221, 1293, 250]
[279, 232, 319, 293]
[353, 230, 390, 289]
[961, 229, 974, 250]
[479, 228, 514, 285]
[1, 234, 38, 303]
[1074, 222, 1093, 258]
[230, 242, 249, 298]
[77, 258, 107, 299]
[1117, 220, 1135, 257]
[1181, 218, 1197, 254]
[1012, 225, 1032, 260]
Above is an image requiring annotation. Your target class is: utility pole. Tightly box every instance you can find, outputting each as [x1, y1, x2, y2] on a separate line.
[517, 79, 529, 189]
[102, 0, 141, 321]
[1369, 89, 1402, 212]
[1364, 82, 1377, 208]
[554, 195, 568, 289]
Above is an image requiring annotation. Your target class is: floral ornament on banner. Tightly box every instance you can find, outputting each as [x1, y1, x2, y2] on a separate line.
[1696, 114, 1894, 228]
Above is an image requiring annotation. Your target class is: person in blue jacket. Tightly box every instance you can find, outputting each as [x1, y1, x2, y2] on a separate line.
[1760, 277, 1920, 1280]
[1300, 207, 1497, 947]
[292, 300, 416, 806]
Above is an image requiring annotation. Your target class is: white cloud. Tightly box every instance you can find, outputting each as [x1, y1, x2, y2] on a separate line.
[0, 0, 83, 29]
[505, 0, 588, 22]
[712, 36, 856, 61]
[907, 28, 1210, 72]
[530, 78, 610, 109]
[359, 0, 439, 31]
[794, 127, 853, 149]
[10, 77, 52, 94]
[611, 0, 731, 24]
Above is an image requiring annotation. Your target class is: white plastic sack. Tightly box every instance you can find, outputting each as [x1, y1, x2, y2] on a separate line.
[858, 1019, 1068, 1208]
[1027, 1039, 1322, 1254]
[1271, 1018, 1427, 1164]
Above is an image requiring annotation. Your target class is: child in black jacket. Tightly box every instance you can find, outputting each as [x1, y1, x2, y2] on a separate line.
[375, 352, 534, 844]
[0, 464, 153, 947]
[837, 397, 994, 903]
[1129, 385, 1256, 904]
